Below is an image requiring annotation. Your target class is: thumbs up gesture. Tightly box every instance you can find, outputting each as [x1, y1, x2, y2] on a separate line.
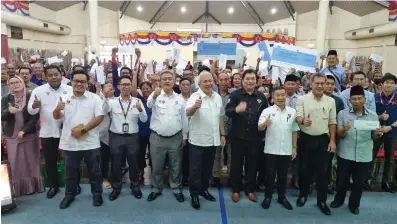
[262, 114, 272, 126]
[56, 97, 65, 111]
[153, 87, 161, 98]
[380, 111, 389, 121]
[303, 114, 312, 127]
[236, 101, 247, 113]
[194, 96, 202, 109]
[8, 103, 18, 114]
[32, 95, 41, 109]
[344, 120, 352, 131]
[136, 100, 143, 112]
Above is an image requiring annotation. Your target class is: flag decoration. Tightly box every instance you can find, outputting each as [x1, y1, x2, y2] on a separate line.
[1, 0, 29, 16]
[119, 32, 295, 48]
[390, 0, 397, 22]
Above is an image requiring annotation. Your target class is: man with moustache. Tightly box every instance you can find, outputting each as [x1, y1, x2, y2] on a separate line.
[226, 69, 268, 203]
[320, 50, 346, 92]
[18, 67, 38, 92]
[146, 70, 188, 203]
[186, 71, 226, 210]
[28, 65, 74, 199]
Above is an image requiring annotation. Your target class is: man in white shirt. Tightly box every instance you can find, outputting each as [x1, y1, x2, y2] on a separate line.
[28, 65, 73, 199]
[53, 70, 104, 209]
[258, 86, 299, 211]
[103, 75, 147, 201]
[146, 70, 188, 203]
[186, 71, 226, 210]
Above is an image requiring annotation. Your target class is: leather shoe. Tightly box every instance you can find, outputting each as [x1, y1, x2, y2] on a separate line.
[296, 196, 307, 207]
[349, 205, 359, 215]
[132, 187, 142, 199]
[93, 195, 103, 206]
[330, 200, 343, 208]
[261, 198, 271, 209]
[59, 196, 74, 209]
[47, 188, 59, 199]
[174, 193, 185, 202]
[317, 202, 331, 215]
[191, 195, 200, 210]
[278, 198, 293, 210]
[246, 192, 257, 202]
[76, 185, 81, 195]
[109, 191, 120, 201]
[147, 192, 162, 202]
[200, 191, 216, 202]
[382, 182, 395, 193]
[232, 193, 240, 202]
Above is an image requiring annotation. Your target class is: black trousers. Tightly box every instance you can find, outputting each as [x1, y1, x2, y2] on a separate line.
[256, 142, 266, 183]
[334, 156, 371, 208]
[189, 144, 216, 196]
[298, 132, 330, 202]
[327, 152, 335, 185]
[369, 136, 397, 183]
[138, 136, 150, 172]
[265, 154, 290, 199]
[110, 133, 140, 192]
[230, 138, 259, 193]
[63, 148, 102, 197]
[42, 138, 61, 188]
[182, 143, 190, 183]
[100, 141, 111, 179]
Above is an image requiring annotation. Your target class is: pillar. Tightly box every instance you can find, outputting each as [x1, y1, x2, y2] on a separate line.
[88, 0, 99, 57]
[316, 0, 329, 59]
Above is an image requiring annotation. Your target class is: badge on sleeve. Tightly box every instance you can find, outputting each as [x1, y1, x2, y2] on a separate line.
[227, 98, 230, 103]
[257, 99, 262, 104]
[63, 91, 67, 94]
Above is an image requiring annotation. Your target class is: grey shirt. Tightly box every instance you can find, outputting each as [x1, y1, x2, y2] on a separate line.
[220, 93, 231, 136]
[337, 108, 379, 162]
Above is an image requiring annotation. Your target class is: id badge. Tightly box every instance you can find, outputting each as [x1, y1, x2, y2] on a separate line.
[122, 123, 129, 133]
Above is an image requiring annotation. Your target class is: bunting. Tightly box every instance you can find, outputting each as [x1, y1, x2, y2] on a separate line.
[390, 0, 397, 22]
[1, 0, 29, 16]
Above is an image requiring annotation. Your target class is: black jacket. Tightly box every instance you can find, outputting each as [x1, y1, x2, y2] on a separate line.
[1, 92, 39, 137]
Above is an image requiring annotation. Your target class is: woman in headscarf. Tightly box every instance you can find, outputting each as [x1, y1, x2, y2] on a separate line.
[1, 76, 43, 196]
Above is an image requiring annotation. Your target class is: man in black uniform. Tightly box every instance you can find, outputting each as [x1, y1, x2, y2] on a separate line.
[226, 69, 268, 203]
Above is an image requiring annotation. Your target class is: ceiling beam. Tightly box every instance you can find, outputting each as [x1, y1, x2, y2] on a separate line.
[119, 1, 131, 19]
[83, 1, 88, 11]
[372, 0, 390, 8]
[329, 0, 334, 15]
[240, 1, 264, 32]
[283, 1, 296, 21]
[192, 0, 221, 32]
[149, 1, 175, 29]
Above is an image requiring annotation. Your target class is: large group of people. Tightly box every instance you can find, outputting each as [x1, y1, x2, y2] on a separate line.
[1, 48, 397, 217]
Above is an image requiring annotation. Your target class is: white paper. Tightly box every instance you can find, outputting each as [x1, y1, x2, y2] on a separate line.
[259, 61, 268, 77]
[166, 50, 173, 61]
[176, 59, 188, 70]
[1, 57, 6, 64]
[146, 60, 154, 74]
[323, 46, 329, 56]
[369, 54, 384, 63]
[202, 59, 211, 68]
[176, 68, 184, 76]
[155, 64, 163, 72]
[345, 52, 353, 66]
[61, 51, 68, 57]
[173, 48, 181, 62]
[244, 50, 250, 58]
[259, 51, 264, 60]
[71, 58, 80, 63]
[95, 66, 105, 84]
[353, 120, 380, 130]
[219, 54, 227, 70]
[90, 64, 97, 73]
[243, 66, 249, 71]
[47, 56, 59, 65]
[30, 54, 40, 59]
[56, 58, 63, 63]
[271, 66, 280, 84]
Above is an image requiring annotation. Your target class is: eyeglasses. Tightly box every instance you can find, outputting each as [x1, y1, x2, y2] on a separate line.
[119, 83, 131, 87]
[72, 80, 87, 84]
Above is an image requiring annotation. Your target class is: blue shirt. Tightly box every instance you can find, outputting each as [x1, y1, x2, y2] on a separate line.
[320, 65, 346, 92]
[137, 94, 152, 137]
[340, 88, 376, 113]
[375, 91, 397, 137]
[30, 74, 47, 86]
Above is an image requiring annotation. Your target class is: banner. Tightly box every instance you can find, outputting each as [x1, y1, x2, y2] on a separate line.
[389, 0, 397, 22]
[270, 43, 317, 73]
[119, 32, 295, 48]
[1, 0, 29, 16]
[197, 42, 237, 60]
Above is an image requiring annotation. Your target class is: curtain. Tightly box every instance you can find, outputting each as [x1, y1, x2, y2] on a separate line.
[1, 34, 9, 63]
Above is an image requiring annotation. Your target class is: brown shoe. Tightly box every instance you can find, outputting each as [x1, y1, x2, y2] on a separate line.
[246, 193, 257, 202]
[232, 193, 240, 202]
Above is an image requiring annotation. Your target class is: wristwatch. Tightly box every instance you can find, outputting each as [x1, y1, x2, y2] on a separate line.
[81, 129, 87, 134]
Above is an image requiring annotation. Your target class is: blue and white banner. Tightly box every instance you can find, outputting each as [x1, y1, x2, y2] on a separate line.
[257, 40, 272, 63]
[270, 43, 317, 73]
[197, 39, 237, 60]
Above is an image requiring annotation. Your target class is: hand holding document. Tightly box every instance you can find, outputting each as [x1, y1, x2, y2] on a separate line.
[353, 120, 380, 130]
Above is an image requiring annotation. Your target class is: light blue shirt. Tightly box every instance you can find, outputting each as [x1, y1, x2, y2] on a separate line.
[320, 65, 346, 92]
[340, 88, 376, 113]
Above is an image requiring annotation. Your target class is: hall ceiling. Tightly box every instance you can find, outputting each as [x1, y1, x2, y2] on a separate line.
[33, 1, 388, 24]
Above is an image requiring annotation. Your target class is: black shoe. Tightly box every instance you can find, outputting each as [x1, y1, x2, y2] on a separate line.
[257, 181, 265, 191]
[261, 198, 271, 209]
[182, 180, 189, 187]
[59, 196, 74, 209]
[364, 179, 371, 190]
[47, 188, 59, 199]
[132, 187, 142, 199]
[76, 185, 81, 195]
[296, 196, 307, 207]
[213, 177, 221, 187]
[93, 195, 103, 207]
[382, 182, 395, 193]
[317, 202, 331, 215]
[330, 200, 343, 208]
[109, 191, 120, 201]
[191, 195, 200, 210]
[278, 198, 293, 210]
[327, 185, 334, 195]
[147, 192, 162, 202]
[174, 193, 185, 202]
[348, 205, 359, 215]
[200, 190, 216, 202]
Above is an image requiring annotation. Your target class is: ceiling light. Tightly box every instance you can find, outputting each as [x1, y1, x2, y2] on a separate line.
[228, 7, 234, 14]
[137, 6, 143, 12]
[181, 6, 186, 13]
[271, 8, 277, 14]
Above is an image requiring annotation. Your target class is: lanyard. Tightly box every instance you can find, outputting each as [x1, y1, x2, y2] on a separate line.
[379, 92, 395, 106]
[118, 98, 132, 120]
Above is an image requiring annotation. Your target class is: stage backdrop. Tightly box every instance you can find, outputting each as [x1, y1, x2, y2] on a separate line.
[119, 32, 295, 48]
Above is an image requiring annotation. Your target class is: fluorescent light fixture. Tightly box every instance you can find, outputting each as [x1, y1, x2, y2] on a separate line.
[181, 6, 186, 13]
[137, 6, 143, 12]
[177, 28, 202, 32]
[228, 7, 234, 14]
[271, 8, 277, 14]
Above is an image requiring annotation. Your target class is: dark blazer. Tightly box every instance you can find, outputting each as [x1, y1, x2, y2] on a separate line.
[1, 92, 39, 137]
